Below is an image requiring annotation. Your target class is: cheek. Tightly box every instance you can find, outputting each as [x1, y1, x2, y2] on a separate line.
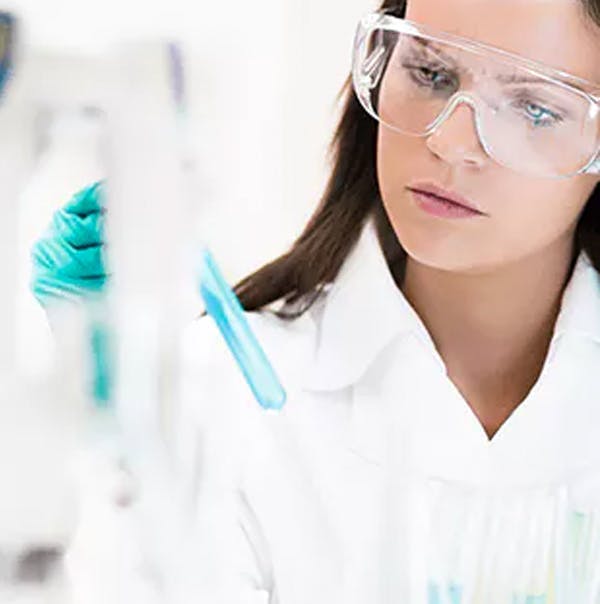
[377, 128, 420, 203]
[494, 181, 594, 251]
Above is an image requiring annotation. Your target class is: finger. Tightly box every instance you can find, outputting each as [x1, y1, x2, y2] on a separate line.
[70, 245, 106, 278]
[32, 238, 105, 279]
[62, 181, 105, 217]
[52, 210, 104, 248]
[31, 273, 107, 306]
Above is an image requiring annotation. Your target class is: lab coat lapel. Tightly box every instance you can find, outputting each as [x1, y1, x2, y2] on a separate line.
[301, 217, 444, 466]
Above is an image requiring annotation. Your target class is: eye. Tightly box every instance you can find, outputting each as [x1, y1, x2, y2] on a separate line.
[517, 99, 564, 127]
[402, 62, 457, 91]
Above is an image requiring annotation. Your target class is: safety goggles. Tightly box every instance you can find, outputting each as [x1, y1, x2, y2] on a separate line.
[352, 10, 600, 179]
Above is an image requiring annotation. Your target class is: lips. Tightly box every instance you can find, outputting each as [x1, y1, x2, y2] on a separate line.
[407, 182, 485, 215]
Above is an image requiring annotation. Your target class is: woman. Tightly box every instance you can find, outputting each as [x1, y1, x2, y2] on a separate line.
[32, 0, 600, 601]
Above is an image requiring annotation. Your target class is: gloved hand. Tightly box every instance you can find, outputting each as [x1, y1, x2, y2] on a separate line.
[31, 181, 113, 404]
[31, 181, 107, 307]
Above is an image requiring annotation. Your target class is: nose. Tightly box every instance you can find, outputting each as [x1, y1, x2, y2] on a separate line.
[426, 101, 488, 169]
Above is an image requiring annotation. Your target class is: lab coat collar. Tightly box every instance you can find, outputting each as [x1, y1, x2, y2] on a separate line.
[553, 249, 600, 344]
[303, 218, 442, 392]
[303, 218, 600, 392]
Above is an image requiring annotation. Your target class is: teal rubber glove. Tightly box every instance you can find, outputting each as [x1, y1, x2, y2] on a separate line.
[31, 181, 112, 405]
[31, 181, 107, 306]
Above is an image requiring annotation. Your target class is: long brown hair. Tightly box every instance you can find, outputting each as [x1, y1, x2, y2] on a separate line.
[234, 0, 600, 318]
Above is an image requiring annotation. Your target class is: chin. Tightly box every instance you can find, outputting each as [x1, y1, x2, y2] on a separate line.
[404, 244, 472, 273]
[388, 219, 488, 274]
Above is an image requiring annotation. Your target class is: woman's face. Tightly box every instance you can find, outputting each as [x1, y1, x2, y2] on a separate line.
[377, 0, 600, 274]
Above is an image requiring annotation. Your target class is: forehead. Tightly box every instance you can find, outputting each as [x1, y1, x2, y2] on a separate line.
[405, 0, 600, 83]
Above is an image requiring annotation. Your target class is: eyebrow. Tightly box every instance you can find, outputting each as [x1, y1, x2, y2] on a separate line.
[411, 38, 457, 66]
[411, 38, 580, 90]
[495, 73, 555, 86]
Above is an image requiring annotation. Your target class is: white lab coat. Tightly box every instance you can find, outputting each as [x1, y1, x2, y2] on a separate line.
[66, 218, 600, 603]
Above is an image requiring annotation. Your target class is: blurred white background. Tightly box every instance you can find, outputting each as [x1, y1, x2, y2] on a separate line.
[2, 0, 377, 602]
[15, 0, 377, 370]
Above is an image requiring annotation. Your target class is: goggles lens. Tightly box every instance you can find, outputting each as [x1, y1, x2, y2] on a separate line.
[353, 18, 600, 178]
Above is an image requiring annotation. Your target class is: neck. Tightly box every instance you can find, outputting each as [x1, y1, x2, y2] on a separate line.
[400, 237, 578, 379]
